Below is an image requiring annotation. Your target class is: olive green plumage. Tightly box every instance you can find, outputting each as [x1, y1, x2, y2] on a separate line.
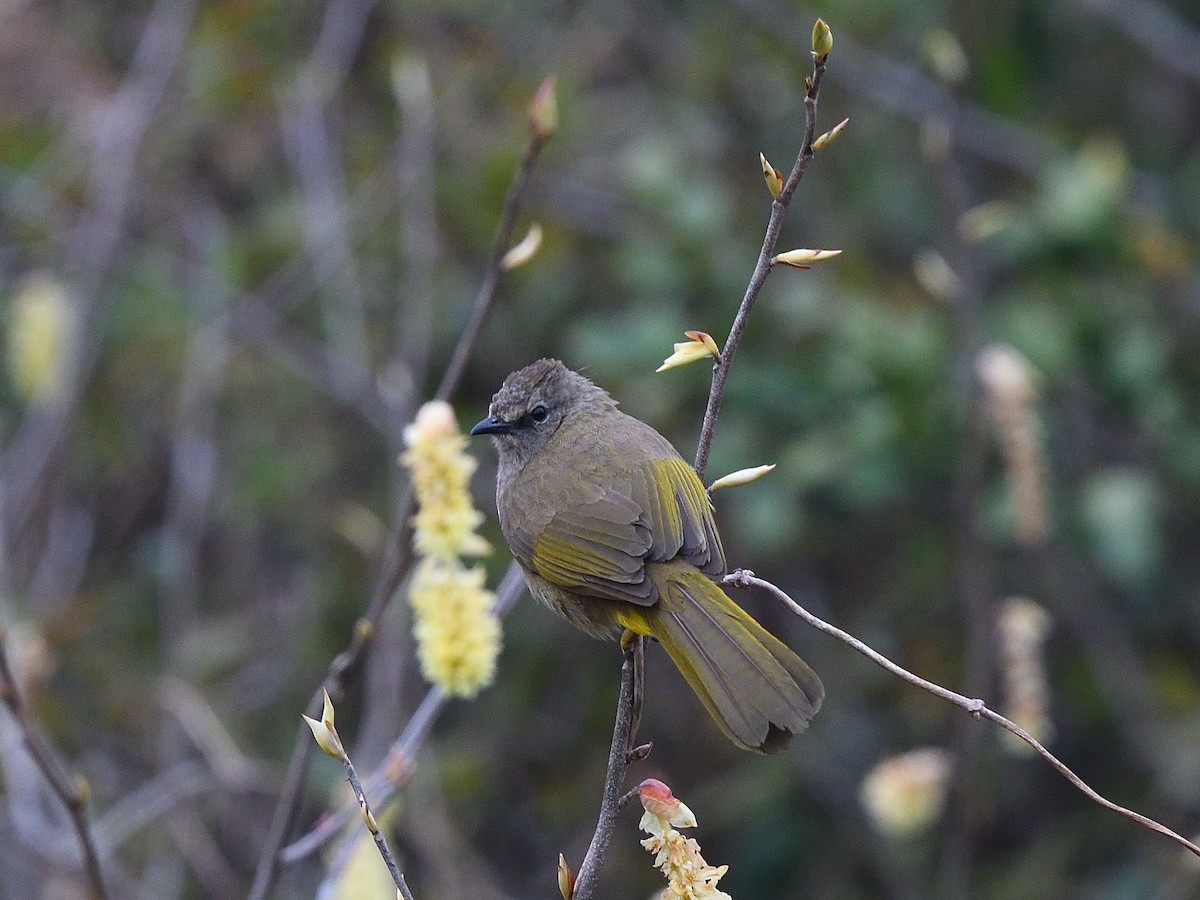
[471, 359, 823, 753]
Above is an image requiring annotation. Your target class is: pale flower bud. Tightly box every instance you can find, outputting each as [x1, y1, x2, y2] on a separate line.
[557, 853, 575, 899]
[812, 18, 834, 58]
[303, 690, 346, 760]
[360, 800, 379, 834]
[638, 779, 697, 828]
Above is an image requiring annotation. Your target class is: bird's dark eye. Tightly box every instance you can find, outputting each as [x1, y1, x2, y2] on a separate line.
[529, 404, 549, 423]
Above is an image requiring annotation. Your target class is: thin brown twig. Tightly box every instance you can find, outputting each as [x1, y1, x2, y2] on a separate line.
[248, 101, 550, 900]
[694, 50, 829, 480]
[279, 562, 527, 863]
[725, 570, 1200, 861]
[0, 633, 110, 900]
[338, 747, 417, 900]
[571, 634, 645, 900]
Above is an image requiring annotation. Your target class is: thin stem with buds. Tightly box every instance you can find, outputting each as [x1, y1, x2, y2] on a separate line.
[337, 747, 417, 900]
[694, 52, 829, 481]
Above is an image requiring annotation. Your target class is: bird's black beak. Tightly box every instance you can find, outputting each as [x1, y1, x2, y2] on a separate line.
[470, 415, 513, 436]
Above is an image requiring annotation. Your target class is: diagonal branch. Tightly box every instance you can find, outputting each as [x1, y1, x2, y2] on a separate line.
[725, 570, 1200, 861]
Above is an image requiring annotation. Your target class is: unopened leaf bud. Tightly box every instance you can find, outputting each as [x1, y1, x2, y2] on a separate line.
[320, 688, 335, 729]
[812, 18, 834, 59]
[302, 689, 346, 759]
[557, 853, 575, 898]
[361, 800, 379, 834]
[501, 222, 543, 271]
[303, 713, 344, 759]
[813, 117, 849, 152]
[709, 464, 776, 492]
[772, 248, 842, 268]
[528, 76, 558, 141]
[760, 152, 784, 199]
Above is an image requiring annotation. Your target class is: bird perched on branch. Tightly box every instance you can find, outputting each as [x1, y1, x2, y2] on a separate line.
[471, 359, 822, 753]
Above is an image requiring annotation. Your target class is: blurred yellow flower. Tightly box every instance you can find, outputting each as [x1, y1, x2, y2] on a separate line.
[860, 747, 953, 838]
[997, 597, 1054, 752]
[7, 272, 77, 408]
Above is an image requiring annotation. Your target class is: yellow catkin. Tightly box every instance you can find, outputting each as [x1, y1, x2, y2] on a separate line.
[997, 597, 1054, 752]
[978, 345, 1049, 544]
[408, 559, 499, 698]
[401, 401, 500, 698]
[402, 401, 490, 559]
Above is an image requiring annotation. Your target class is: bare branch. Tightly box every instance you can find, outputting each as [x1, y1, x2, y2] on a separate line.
[725, 570, 1200, 861]
[0, 633, 109, 899]
[1080, 0, 1200, 85]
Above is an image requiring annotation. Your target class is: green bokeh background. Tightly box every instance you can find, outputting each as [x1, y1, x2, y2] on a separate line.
[2, 0, 1200, 896]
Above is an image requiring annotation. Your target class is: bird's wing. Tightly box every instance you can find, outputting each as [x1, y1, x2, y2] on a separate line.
[631, 455, 724, 574]
[508, 447, 724, 607]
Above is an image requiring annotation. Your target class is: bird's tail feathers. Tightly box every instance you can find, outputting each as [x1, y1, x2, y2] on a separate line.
[637, 564, 823, 754]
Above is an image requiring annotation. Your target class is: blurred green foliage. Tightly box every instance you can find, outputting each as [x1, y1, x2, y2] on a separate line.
[2, 0, 1200, 897]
